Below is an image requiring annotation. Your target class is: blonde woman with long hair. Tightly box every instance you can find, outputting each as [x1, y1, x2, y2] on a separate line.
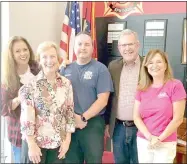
[1, 36, 40, 163]
[133, 49, 186, 163]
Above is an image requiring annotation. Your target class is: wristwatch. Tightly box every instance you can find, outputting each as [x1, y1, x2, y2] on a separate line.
[81, 114, 87, 122]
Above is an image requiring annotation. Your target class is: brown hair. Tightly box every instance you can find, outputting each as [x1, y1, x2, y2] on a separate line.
[1, 36, 35, 91]
[138, 49, 173, 91]
[75, 31, 93, 45]
[76, 31, 91, 38]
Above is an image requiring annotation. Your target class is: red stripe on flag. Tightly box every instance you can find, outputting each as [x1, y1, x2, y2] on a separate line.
[60, 25, 72, 58]
[73, 53, 77, 61]
[62, 24, 67, 32]
[62, 24, 72, 43]
[62, 24, 70, 34]
[60, 40, 68, 51]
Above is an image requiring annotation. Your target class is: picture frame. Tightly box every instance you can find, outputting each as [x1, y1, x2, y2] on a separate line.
[182, 18, 186, 64]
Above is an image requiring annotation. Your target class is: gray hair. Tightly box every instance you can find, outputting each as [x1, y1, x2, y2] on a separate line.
[118, 29, 139, 42]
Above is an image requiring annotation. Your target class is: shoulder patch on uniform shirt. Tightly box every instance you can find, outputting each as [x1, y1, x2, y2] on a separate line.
[84, 71, 93, 80]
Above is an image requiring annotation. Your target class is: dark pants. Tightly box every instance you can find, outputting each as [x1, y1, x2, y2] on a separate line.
[65, 115, 105, 164]
[113, 122, 139, 164]
[21, 140, 65, 163]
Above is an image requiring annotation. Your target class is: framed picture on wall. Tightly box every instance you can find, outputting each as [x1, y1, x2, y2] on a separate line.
[182, 18, 186, 64]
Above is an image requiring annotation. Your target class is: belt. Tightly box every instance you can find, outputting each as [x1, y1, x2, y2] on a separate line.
[116, 118, 135, 127]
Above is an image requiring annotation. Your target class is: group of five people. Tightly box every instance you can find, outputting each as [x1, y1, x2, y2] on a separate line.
[1, 29, 186, 163]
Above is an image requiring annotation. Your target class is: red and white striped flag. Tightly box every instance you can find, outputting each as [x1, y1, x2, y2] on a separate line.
[60, 2, 81, 62]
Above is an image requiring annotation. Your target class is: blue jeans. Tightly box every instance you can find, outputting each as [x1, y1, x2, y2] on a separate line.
[11, 144, 21, 163]
[113, 122, 138, 164]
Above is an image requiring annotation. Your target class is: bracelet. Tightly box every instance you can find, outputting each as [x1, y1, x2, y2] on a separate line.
[80, 114, 87, 122]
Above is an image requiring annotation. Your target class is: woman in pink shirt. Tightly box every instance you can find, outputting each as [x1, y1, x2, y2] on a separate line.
[133, 49, 186, 163]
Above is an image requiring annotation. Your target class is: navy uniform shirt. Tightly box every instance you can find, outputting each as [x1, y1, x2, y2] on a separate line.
[60, 59, 114, 115]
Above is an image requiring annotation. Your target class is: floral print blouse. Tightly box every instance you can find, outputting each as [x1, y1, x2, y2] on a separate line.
[19, 71, 75, 149]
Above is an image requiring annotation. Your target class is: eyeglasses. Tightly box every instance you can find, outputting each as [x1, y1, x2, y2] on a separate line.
[118, 42, 137, 48]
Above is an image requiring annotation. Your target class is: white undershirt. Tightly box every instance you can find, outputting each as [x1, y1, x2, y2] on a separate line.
[19, 66, 35, 84]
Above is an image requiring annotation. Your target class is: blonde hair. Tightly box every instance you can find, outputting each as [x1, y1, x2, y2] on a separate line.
[36, 41, 61, 63]
[1, 36, 35, 91]
[138, 49, 173, 91]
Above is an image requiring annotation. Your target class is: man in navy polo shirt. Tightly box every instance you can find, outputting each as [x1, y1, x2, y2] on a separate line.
[60, 31, 113, 163]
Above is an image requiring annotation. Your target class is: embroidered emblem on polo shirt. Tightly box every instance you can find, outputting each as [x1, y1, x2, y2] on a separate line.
[158, 92, 168, 98]
[84, 71, 93, 80]
[64, 74, 71, 77]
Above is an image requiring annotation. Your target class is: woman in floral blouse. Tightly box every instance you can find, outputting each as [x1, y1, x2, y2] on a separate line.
[19, 41, 75, 163]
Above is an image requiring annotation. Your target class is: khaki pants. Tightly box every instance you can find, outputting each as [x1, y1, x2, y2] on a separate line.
[137, 137, 177, 163]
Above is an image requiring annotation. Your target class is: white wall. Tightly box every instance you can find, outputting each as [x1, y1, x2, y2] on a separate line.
[9, 1, 83, 53]
[1, 2, 9, 50]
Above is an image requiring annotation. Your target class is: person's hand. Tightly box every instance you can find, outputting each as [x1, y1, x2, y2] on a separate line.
[58, 140, 70, 159]
[12, 97, 21, 110]
[105, 125, 110, 138]
[75, 114, 87, 129]
[28, 142, 42, 164]
[15, 96, 21, 106]
[148, 135, 161, 149]
[59, 59, 71, 69]
[17, 96, 21, 103]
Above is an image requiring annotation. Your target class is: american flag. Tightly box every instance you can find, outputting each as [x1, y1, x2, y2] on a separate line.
[60, 2, 81, 62]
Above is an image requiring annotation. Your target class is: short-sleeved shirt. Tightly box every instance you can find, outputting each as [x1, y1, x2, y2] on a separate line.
[135, 79, 186, 142]
[60, 59, 114, 115]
